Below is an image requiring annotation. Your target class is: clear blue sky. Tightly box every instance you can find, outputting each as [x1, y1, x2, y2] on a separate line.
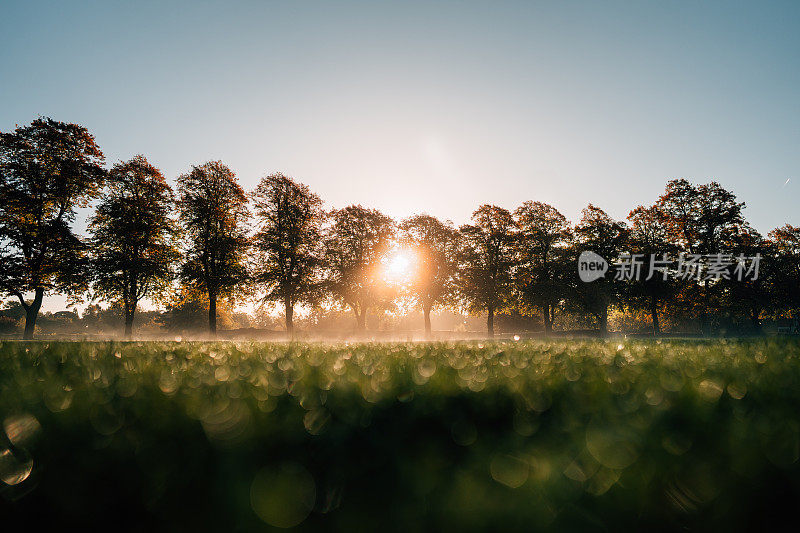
[2, 1, 798, 311]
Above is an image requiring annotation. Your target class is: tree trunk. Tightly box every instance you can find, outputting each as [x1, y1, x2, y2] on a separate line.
[285, 298, 294, 338]
[598, 305, 608, 337]
[700, 280, 710, 335]
[423, 305, 432, 339]
[208, 289, 217, 337]
[543, 305, 552, 337]
[125, 278, 137, 339]
[356, 307, 367, 332]
[124, 303, 135, 339]
[650, 294, 660, 336]
[487, 306, 495, 337]
[22, 287, 44, 340]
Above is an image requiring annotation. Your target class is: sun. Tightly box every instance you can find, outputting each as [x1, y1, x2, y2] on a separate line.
[388, 253, 411, 275]
[383, 249, 416, 282]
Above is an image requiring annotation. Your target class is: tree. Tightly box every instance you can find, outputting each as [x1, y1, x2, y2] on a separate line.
[719, 227, 775, 332]
[457, 205, 516, 336]
[323, 205, 394, 332]
[399, 214, 460, 338]
[769, 225, 800, 321]
[251, 173, 325, 336]
[571, 204, 629, 336]
[513, 201, 572, 335]
[654, 179, 746, 254]
[626, 204, 678, 334]
[654, 179, 746, 333]
[88, 155, 179, 338]
[0, 117, 105, 339]
[177, 161, 249, 336]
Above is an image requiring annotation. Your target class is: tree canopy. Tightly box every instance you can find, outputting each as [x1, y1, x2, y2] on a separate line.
[323, 205, 395, 332]
[0, 117, 105, 338]
[251, 173, 325, 335]
[513, 201, 572, 335]
[89, 155, 179, 337]
[571, 204, 629, 335]
[178, 161, 249, 335]
[1, 115, 799, 338]
[399, 214, 460, 337]
[457, 205, 516, 336]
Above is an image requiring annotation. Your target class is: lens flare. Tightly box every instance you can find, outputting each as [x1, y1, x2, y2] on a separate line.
[380, 248, 418, 286]
[385, 251, 412, 278]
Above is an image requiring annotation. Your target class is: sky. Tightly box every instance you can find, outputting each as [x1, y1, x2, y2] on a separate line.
[1, 0, 799, 312]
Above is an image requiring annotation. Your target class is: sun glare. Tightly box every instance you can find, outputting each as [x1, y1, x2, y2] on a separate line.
[383, 250, 416, 282]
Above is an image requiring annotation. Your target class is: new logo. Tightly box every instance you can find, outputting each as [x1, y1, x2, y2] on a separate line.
[578, 251, 608, 282]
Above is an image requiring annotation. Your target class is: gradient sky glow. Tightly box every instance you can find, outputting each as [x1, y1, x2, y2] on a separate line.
[2, 0, 799, 311]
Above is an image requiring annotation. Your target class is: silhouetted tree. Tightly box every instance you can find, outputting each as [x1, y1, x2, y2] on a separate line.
[658, 180, 746, 255]
[457, 205, 516, 336]
[571, 204, 628, 336]
[251, 173, 325, 336]
[655, 179, 746, 333]
[89, 155, 179, 338]
[177, 161, 249, 336]
[514, 201, 572, 335]
[720, 228, 775, 332]
[0, 117, 105, 339]
[626, 204, 678, 334]
[323, 205, 394, 332]
[769, 225, 800, 321]
[399, 214, 460, 338]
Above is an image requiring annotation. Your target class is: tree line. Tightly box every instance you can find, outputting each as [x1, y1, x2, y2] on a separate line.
[2, 118, 799, 339]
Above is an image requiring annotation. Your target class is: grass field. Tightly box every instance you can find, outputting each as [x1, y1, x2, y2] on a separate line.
[1, 339, 799, 531]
